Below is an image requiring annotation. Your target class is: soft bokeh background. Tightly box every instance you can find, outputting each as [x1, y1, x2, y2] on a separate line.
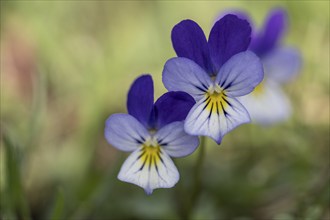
[1, 1, 329, 220]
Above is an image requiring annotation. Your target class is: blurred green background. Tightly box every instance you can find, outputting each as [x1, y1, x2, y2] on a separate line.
[1, 1, 329, 220]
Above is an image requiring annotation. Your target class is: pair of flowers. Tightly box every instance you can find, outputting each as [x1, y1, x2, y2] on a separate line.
[105, 9, 300, 194]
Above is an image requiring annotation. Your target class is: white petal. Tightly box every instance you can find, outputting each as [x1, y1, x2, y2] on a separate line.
[239, 81, 291, 125]
[215, 51, 264, 97]
[118, 147, 179, 195]
[184, 95, 250, 144]
[162, 57, 213, 101]
[154, 122, 199, 158]
[104, 114, 149, 152]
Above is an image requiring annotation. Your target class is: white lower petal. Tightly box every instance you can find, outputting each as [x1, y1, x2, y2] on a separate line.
[118, 147, 179, 195]
[239, 81, 291, 125]
[154, 121, 199, 158]
[184, 95, 250, 144]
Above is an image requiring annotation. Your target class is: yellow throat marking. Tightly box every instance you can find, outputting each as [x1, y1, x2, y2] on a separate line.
[138, 143, 162, 171]
[204, 88, 230, 116]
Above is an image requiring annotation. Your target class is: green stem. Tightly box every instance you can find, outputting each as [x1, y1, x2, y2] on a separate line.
[192, 136, 206, 201]
[184, 136, 206, 220]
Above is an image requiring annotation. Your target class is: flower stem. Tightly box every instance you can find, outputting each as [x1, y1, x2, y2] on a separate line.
[192, 136, 206, 201]
[184, 136, 206, 220]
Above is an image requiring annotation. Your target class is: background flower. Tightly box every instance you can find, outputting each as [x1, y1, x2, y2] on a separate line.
[223, 8, 302, 124]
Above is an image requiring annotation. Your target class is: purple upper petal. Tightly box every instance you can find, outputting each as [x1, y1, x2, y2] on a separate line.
[208, 14, 251, 73]
[127, 75, 154, 128]
[151, 91, 195, 129]
[215, 10, 253, 28]
[171, 20, 213, 73]
[250, 8, 287, 56]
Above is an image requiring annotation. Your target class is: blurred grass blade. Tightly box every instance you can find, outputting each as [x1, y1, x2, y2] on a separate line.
[49, 188, 64, 220]
[27, 68, 47, 150]
[3, 132, 31, 220]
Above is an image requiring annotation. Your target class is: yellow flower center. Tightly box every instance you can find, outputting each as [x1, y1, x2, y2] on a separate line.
[204, 86, 230, 115]
[138, 143, 162, 171]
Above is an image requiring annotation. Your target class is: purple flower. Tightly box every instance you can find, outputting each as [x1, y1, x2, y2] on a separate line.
[105, 75, 199, 194]
[162, 15, 264, 144]
[224, 8, 302, 124]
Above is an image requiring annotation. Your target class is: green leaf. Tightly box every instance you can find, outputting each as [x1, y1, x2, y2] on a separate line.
[49, 188, 65, 220]
[3, 132, 31, 220]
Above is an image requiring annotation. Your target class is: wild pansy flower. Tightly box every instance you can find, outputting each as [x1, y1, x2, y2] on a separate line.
[105, 75, 199, 194]
[162, 15, 264, 144]
[227, 9, 302, 124]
